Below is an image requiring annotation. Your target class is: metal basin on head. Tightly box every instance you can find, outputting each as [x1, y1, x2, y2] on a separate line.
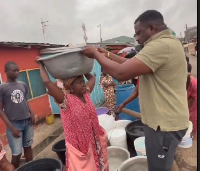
[39, 47, 94, 79]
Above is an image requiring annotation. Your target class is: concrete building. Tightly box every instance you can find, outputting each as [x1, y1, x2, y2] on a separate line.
[185, 26, 197, 41]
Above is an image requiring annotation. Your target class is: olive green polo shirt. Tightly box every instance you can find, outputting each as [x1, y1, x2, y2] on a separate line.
[136, 29, 189, 131]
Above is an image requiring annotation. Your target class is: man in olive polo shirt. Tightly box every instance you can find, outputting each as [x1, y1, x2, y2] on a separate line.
[82, 10, 189, 171]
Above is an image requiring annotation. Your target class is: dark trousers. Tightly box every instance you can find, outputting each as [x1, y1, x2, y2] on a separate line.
[143, 125, 187, 171]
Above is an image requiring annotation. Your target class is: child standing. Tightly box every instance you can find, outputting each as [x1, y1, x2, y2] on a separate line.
[186, 58, 197, 139]
[187, 73, 197, 140]
[0, 62, 35, 169]
[37, 59, 108, 171]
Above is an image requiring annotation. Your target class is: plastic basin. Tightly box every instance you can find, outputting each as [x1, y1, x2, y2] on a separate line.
[96, 107, 109, 116]
[107, 146, 130, 171]
[52, 140, 66, 165]
[16, 158, 63, 171]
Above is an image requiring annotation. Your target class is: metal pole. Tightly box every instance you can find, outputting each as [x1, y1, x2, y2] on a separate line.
[41, 18, 45, 43]
[100, 24, 102, 46]
[185, 24, 188, 31]
[97, 24, 102, 46]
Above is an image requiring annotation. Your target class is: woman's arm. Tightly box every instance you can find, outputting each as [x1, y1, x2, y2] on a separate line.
[38, 62, 64, 104]
[123, 85, 139, 106]
[85, 73, 95, 93]
[117, 85, 139, 112]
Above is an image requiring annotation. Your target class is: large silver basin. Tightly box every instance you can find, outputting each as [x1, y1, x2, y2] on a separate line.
[107, 146, 130, 171]
[39, 47, 94, 79]
[118, 156, 148, 171]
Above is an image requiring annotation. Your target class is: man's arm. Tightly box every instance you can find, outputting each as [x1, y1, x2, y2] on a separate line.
[0, 102, 20, 138]
[98, 48, 128, 64]
[0, 102, 14, 131]
[83, 41, 168, 81]
[94, 52, 152, 81]
[26, 98, 35, 125]
[22, 82, 35, 125]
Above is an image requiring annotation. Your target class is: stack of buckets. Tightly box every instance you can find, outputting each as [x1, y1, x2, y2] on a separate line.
[134, 137, 146, 156]
[96, 107, 130, 150]
[108, 126, 128, 150]
[96, 107, 115, 135]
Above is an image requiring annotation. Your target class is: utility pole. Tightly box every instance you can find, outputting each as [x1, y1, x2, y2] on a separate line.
[184, 24, 188, 42]
[41, 18, 49, 43]
[82, 23, 88, 44]
[97, 24, 102, 46]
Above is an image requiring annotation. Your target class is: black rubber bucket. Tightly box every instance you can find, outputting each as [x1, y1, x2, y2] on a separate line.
[16, 158, 63, 171]
[125, 119, 145, 157]
[52, 139, 66, 165]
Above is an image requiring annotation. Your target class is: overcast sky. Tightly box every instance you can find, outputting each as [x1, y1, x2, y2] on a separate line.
[0, 0, 197, 45]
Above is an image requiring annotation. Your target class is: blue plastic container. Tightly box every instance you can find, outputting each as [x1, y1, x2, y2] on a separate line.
[115, 84, 140, 121]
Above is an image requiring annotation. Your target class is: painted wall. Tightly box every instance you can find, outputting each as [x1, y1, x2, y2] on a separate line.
[0, 47, 52, 145]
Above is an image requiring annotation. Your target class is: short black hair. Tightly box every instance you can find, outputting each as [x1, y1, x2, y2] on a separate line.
[187, 63, 192, 73]
[5, 61, 18, 70]
[134, 10, 164, 25]
[125, 51, 137, 59]
[186, 56, 189, 63]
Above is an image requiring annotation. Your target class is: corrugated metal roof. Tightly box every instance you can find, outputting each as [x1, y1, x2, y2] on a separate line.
[87, 42, 133, 47]
[101, 36, 136, 44]
[0, 41, 66, 49]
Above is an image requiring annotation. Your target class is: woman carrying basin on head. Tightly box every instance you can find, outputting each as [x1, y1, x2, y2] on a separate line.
[36, 57, 108, 171]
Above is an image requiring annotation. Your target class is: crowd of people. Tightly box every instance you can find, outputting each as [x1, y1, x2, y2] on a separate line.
[0, 9, 197, 171]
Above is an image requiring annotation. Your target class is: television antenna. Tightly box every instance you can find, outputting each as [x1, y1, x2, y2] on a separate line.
[82, 23, 88, 44]
[41, 18, 49, 43]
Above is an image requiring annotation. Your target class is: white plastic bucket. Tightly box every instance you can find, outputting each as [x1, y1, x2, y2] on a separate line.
[98, 114, 115, 135]
[134, 136, 146, 156]
[107, 146, 130, 171]
[178, 121, 193, 148]
[118, 156, 148, 171]
[108, 127, 128, 149]
[114, 120, 131, 128]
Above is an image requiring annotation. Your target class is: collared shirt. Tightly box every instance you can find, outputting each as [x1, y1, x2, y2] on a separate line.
[136, 29, 189, 131]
